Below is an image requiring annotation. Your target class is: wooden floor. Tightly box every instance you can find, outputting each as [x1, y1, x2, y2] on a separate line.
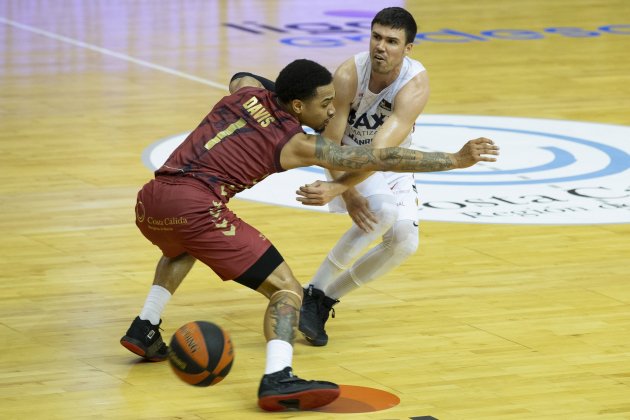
[1, 1, 630, 419]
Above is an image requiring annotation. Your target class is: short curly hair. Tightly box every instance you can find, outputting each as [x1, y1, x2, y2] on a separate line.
[372, 7, 418, 45]
[275, 59, 333, 103]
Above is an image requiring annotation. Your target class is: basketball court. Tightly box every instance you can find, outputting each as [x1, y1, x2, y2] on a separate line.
[1, 1, 629, 418]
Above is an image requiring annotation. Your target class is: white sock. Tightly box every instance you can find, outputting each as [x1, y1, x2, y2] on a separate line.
[326, 269, 362, 300]
[309, 254, 345, 292]
[265, 339, 293, 374]
[139, 285, 172, 325]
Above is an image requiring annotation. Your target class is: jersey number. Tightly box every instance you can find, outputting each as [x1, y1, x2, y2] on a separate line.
[204, 118, 247, 150]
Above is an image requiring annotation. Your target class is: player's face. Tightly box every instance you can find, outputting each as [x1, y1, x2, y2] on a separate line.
[369, 24, 412, 75]
[298, 83, 336, 132]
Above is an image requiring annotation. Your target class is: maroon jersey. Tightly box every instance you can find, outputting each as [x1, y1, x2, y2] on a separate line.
[156, 87, 303, 201]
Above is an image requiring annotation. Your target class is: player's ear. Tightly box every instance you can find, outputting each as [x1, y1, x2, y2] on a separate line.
[291, 99, 304, 114]
[404, 42, 413, 55]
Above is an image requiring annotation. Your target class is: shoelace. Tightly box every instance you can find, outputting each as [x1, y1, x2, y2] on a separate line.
[325, 301, 339, 319]
[279, 375, 308, 384]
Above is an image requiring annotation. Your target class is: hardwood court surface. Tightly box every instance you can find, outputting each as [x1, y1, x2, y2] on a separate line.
[1, 1, 629, 419]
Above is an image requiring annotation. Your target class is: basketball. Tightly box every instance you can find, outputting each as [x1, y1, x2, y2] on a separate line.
[167, 321, 234, 387]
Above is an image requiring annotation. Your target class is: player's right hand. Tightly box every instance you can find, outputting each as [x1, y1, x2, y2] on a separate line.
[454, 137, 499, 168]
[296, 180, 346, 206]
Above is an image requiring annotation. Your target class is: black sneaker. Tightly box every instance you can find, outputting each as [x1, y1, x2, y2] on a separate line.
[299, 285, 339, 346]
[120, 316, 168, 362]
[258, 367, 340, 411]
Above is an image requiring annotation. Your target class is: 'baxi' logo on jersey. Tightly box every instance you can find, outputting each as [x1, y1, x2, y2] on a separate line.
[346, 99, 393, 145]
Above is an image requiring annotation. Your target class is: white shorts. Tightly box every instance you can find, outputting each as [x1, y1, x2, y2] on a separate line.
[327, 171, 419, 222]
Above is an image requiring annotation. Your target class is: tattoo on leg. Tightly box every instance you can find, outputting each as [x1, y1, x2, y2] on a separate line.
[267, 293, 299, 343]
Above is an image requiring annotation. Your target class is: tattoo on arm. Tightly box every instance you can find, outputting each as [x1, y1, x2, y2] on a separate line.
[314, 134, 456, 172]
[314, 133, 378, 169]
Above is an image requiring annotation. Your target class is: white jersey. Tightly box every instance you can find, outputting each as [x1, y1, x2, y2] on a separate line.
[328, 52, 425, 221]
[342, 51, 426, 149]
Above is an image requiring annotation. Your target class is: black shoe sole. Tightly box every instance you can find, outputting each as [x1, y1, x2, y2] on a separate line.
[302, 332, 328, 347]
[258, 387, 340, 411]
[298, 321, 318, 338]
[120, 336, 168, 362]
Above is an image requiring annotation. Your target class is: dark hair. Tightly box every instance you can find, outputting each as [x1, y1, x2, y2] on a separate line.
[371, 7, 417, 45]
[275, 59, 333, 103]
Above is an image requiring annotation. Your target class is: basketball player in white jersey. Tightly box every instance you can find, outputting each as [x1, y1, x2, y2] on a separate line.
[297, 7, 430, 346]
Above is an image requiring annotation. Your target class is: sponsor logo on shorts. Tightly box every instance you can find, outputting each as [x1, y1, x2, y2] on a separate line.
[146, 216, 188, 231]
[147, 216, 188, 226]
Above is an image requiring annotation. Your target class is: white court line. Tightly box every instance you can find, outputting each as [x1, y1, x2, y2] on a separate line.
[0, 16, 229, 91]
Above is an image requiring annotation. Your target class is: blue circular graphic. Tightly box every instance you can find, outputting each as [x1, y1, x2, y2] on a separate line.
[298, 123, 630, 186]
[142, 115, 630, 224]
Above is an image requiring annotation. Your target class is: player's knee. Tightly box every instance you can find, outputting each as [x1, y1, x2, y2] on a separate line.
[256, 262, 303, 299]
[269, 275, 302, 296]
[391, 228, 419, 259]
[367, 194, 398, 229]
[376, 201, 398, 229]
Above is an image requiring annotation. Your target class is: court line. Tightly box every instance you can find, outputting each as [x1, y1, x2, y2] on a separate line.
[0, 16, 229, 91]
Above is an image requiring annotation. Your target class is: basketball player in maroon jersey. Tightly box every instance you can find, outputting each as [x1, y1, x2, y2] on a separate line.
[120, 59, 498, 411]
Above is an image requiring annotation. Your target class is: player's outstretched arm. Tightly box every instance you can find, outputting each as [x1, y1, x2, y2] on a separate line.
[281, 132, 498, 172]
[311, 133, 498, 172]
[284, 133, 498, 205]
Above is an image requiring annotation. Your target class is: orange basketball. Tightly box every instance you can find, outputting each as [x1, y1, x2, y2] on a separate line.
[167, 321, 234, 386]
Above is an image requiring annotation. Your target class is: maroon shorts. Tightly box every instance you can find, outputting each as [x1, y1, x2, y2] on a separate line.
[135, 177, 274, 281]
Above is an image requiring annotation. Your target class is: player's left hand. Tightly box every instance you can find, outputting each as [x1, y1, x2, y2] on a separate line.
[296, 180, 346, 206]
[342, 189, 378, 232]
